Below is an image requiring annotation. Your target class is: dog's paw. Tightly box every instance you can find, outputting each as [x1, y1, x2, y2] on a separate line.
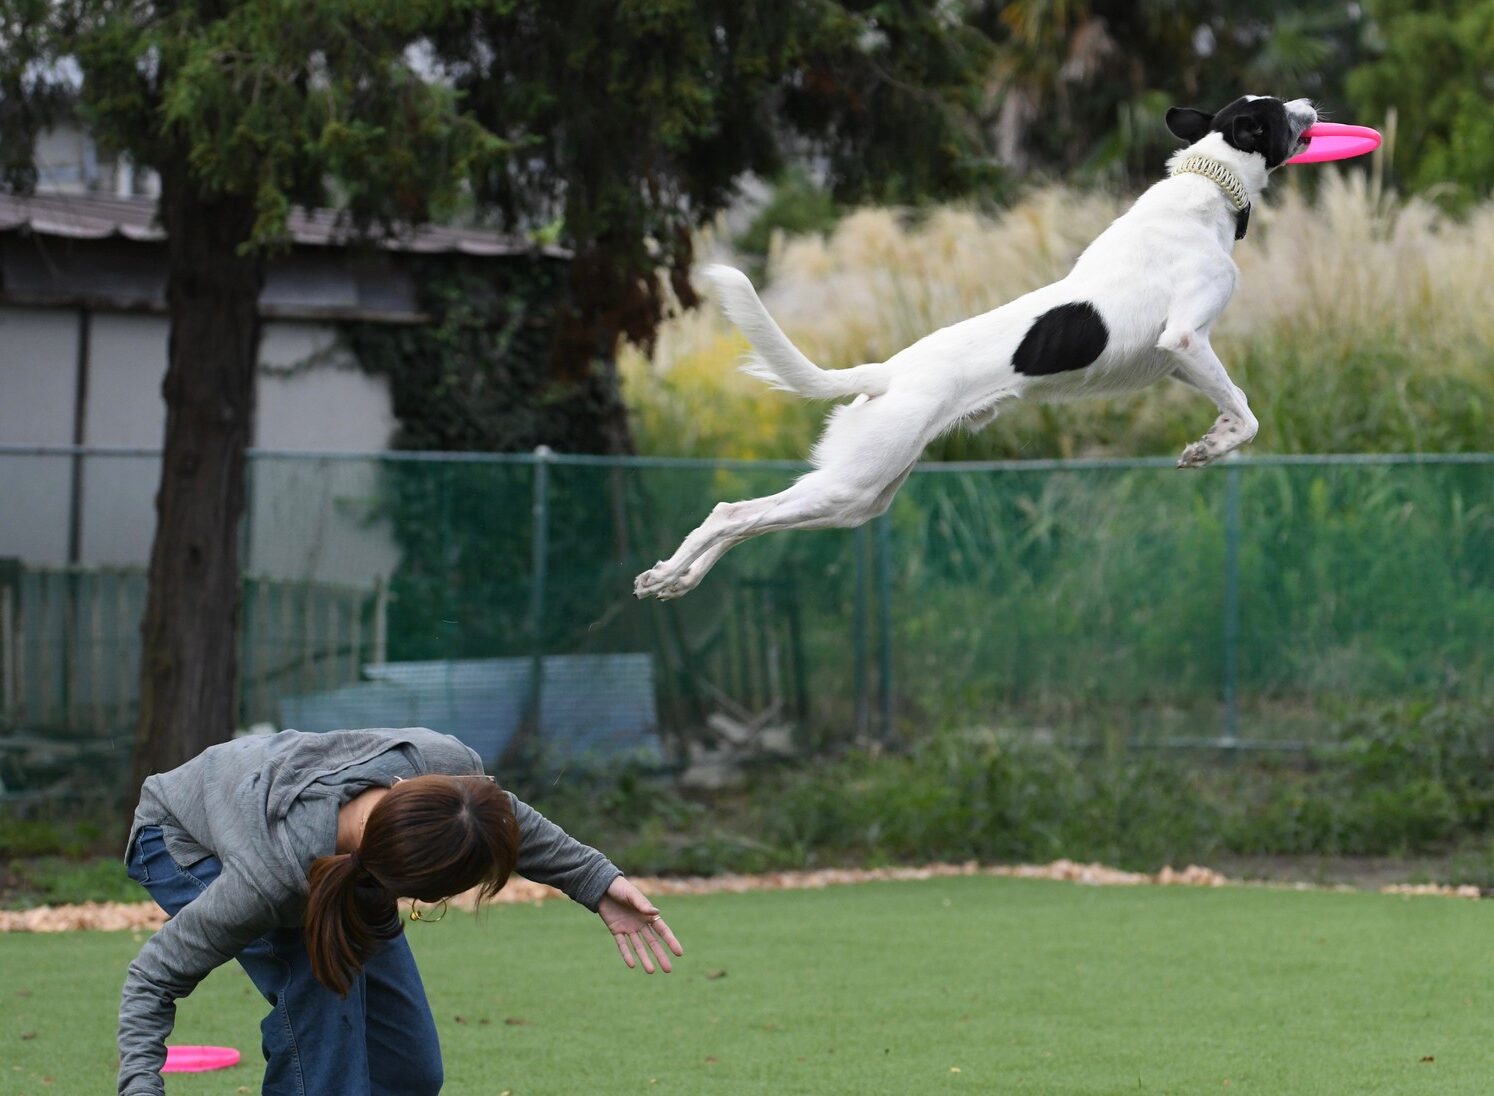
[633, 566, 669, 599]
[1177, 440, 1216, 469]
[634, 564, 691, 600]
[636, 561, 708, 600]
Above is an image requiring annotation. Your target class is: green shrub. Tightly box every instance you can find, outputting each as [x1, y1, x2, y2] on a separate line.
[734, 170, 841, 258]
[8, 704, 1491, 908]
[0, 810, 112, 859]
[532, 705, 1494, 880]
[2, 857, 138, 908]
[763, 732, 1224, 870]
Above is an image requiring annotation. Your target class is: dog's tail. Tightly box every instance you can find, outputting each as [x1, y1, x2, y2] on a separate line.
[704, 265, 892, 399]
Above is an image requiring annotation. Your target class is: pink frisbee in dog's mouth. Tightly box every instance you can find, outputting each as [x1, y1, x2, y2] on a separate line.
[1286, 123, 1381, 164]
[162, 1045, 240, 1073]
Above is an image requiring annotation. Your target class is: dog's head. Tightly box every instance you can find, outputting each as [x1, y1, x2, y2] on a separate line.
[1165, 96, 1317, 170]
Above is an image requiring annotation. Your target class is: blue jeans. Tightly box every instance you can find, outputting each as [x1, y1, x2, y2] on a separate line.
[126, 826, 443, 1095]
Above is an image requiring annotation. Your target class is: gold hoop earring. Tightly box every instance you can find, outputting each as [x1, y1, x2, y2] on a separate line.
[409, 898, 448, 924]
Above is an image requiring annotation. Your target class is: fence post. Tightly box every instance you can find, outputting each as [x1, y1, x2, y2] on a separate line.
[0, 559, 18, 724]
[851, 525, 869, 739]
[117, 572, 133, 729]
[875, 512, 894, 744]
[371, 578, 388, 667]
[1222, 458, 1242, 745]
[525, 447, 553, 744]
[349, 588, 363, 682]
[89, 576, 104, 733]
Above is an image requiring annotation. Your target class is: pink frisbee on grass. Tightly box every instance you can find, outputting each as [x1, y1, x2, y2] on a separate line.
[162, 1045, 241, 1073]
[1286, 123, 1381, 164]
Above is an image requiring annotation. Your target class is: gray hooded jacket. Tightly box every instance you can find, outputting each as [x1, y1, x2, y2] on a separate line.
[117, 727, 620, 1095]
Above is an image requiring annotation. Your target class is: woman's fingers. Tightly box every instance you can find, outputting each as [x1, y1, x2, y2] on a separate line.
[650, 916, 684, 957]
[640, 925, 674, 973]
[613, 932, 636, 969]
[628, 932, 657, 974]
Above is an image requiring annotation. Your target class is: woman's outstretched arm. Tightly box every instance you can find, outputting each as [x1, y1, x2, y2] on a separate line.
[505, 792, 620, 908]
[503, 793, 683, 972]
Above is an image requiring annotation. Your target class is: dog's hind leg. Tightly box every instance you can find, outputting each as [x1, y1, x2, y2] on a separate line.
[648, 459, 919, 599]
[634, 391, 949, 599]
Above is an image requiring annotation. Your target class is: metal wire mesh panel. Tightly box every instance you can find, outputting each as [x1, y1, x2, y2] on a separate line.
[0, 447, 1489, 793]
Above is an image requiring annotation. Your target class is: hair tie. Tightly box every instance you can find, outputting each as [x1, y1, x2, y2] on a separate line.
[347, 850, 364, 874]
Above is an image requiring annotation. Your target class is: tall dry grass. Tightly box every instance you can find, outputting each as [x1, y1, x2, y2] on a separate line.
[621, 171, 1493, 459]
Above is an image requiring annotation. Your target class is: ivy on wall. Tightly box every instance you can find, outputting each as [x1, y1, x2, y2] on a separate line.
[341, 253, 623, 455]
[338, 254, 630, 664]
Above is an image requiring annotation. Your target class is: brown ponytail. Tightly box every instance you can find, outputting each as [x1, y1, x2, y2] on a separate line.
[304, 775, 520, 995]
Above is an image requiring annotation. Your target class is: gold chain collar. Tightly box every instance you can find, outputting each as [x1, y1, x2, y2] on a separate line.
[1169, 153, 1250, 213]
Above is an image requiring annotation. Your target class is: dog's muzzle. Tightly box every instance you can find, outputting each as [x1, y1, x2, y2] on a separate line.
[1286, 98, 1318, 154]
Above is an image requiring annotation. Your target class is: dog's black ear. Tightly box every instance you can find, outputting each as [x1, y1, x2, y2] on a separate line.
[1165, 107, 1214, 143]
[1225, 114, 1264, 155]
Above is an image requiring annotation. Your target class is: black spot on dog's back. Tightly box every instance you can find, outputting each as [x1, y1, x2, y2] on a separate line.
[1012, 302, 1109, 377]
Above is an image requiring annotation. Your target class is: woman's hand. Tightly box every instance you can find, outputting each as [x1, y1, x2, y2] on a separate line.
[597, 876, 683, 974]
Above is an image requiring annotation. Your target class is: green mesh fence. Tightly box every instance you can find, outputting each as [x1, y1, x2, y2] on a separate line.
[0, 449, 1489, 793]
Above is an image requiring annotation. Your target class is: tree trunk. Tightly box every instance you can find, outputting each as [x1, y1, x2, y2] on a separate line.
[130, 177, 263, 793]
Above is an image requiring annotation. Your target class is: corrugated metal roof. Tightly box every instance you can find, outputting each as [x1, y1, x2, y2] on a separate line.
[0, 191, 570, 259]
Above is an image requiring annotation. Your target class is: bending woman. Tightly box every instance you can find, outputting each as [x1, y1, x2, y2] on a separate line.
[117, 726, 681, 1095]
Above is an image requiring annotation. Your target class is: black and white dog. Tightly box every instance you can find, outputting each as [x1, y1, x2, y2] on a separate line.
[635, 96, 1317, 600]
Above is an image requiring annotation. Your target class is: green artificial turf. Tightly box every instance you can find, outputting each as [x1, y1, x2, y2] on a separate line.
[2, 876, 1489, 1094]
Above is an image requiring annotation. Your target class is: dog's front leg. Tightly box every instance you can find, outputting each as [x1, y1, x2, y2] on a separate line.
[1158, 329, 1258, 468]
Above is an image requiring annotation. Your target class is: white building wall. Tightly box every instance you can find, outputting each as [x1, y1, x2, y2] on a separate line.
[251, 323, 401, 586]
[76, 313, 171, 565]
[84, 313, 170, 447]
[0, 305, 78, 444]
[32, 124, 160, 197]
[0, 306, 400, 586]
[0, 306, 78, 562]
[31, 126, 98, 194]
[255, 323, 398, 452]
